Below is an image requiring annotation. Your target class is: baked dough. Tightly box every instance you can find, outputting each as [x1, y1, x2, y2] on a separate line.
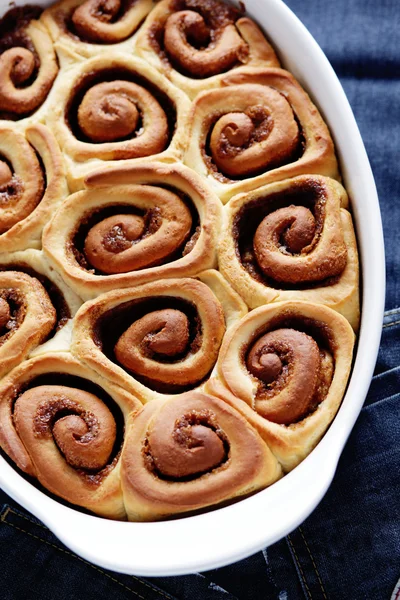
[218, 175, 360, 329]
[185, 67, 339, 202]
[0, 352, 141, 518]
[121, 391, 282, 520]
[71, 273, 246, 401]
[206, 300, 355, 470]
[135, 0, 280, 98]
[42, 162, 223, 299]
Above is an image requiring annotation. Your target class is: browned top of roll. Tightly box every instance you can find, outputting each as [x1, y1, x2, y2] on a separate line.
[0, 6, 58, 117]
[246, 327, 334, 424]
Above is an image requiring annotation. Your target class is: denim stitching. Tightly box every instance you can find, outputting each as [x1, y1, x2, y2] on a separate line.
[287, 534, 313, 600]
[1, 506, 175, 600]
[382, 319, 400, 329]
[384, 308, 400, 316]
[1, 516, 149, 600]
[2, 507, 50, 531]
[130, 575, 174, 600]
[298, 527, 328, 600]
[0, 506, 11, 522]
[372, 364, 400, 381]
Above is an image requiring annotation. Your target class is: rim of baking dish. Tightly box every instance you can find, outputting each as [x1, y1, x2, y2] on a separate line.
[0, 0, 385, 576]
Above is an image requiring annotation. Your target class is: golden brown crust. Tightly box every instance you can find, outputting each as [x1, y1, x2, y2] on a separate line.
[0, 0, 361, 522]
[206, 301, 355, 470]
[0, 13, 58, 120]
[71, 275, 243, 401]
[45, 53, 191, 189]
[0, 352, 141, 518]
[218, 175, 360, 329]
[0, 124, 68, 252]
[0, 249, 82, 357]
[0, 270, 57, 378]
[184, 67, 339, 203]
[42, 0, 154, 65]
[42, 162, 223, 300]
[121, 391, 282, 520]
[135, 0, 280, 99]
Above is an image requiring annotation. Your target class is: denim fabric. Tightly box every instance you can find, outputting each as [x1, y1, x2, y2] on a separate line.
[1, 0, 399, 598]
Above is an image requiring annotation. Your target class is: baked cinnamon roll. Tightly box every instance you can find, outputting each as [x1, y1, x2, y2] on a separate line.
[0, 249, 82, 372]
[185, 67, 339, 202]
[0, 124, 67, 253]
[45, 54, 190, 188]
[219, 175, 360, 329]
[43, 162, 222, 299]
[135, 0, 280, 98]
[206, 301, 355, 470]
[71, 273, 246, 401]
[42, 0, 154, 64]
[0, 249, 82, 355]
[0, 6, 58, 120]
[0, 353, 141, 518]
[121, 392, 281, 520]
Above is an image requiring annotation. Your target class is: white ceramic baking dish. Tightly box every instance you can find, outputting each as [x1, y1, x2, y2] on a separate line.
[0, 0, 385, 576]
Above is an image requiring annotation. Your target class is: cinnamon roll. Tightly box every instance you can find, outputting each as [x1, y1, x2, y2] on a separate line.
[0, 353, 141, 518]
[0, 6, 58, 120]
[43, 162, 222, 299]
[71, 274, 245, 401]
[185, 67, 339, 203]
[0, 249, 82, 358]
[0, 124, 68, 253]
[121, 392, 282, 520]
[206, 301, 355, 470]
[135, 0, 280, 98]
[45, 54, 190, 189]
[42, 0, 154, 64]
[219, 175, 360, 329]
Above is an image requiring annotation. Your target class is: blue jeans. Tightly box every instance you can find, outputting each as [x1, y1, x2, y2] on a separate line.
[1, 0, 399, 598]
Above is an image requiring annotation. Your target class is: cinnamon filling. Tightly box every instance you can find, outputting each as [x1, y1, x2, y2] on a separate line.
[0, 288, 25, 345]
[144, 408, 229, 481]
[66, 67, 176, 146]
[202, 94, 304, 182]
[70, 0, 139, 43]
[243, 313, 336, 424]
[70, 188, 199, 275]
[0, 148, 45, 234]
[234, 178, 347, 289]
[0, 5, 58, 119]
[12, 373, 125, 485]
[0, 263, 70, 334]
[150, 0, 249, 78]
[94, 296, 208, 393]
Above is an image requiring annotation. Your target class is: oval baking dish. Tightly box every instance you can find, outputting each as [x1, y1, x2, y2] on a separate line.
[0, 0, 385, 575]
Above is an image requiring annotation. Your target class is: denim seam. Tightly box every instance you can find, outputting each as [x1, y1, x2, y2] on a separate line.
[384, 308, 400, 317]
[287, 534, 313, 600]
[1, 509, 151, 600]
[382, 319, 400, 329]
[1, 506, 174, 600]
[298, 527, 328, 600]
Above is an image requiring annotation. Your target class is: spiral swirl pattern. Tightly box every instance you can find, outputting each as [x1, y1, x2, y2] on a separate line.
[0, 8, 58, 118]
[0, 354, 142, 517]
[121, 392, 281, 519]
[0, 270, 56, 378]
[136, 0, 279, 94]
[70, 0, 152, 44]
[71, 278, 227, 399]
[246, 328, 334, 424]
[83, 186, 192, 274]
[0, 128, 44, 234]
[111, 283, 225, 392]
[77, 80, 169, 150]
[16, 385, 116, 470]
